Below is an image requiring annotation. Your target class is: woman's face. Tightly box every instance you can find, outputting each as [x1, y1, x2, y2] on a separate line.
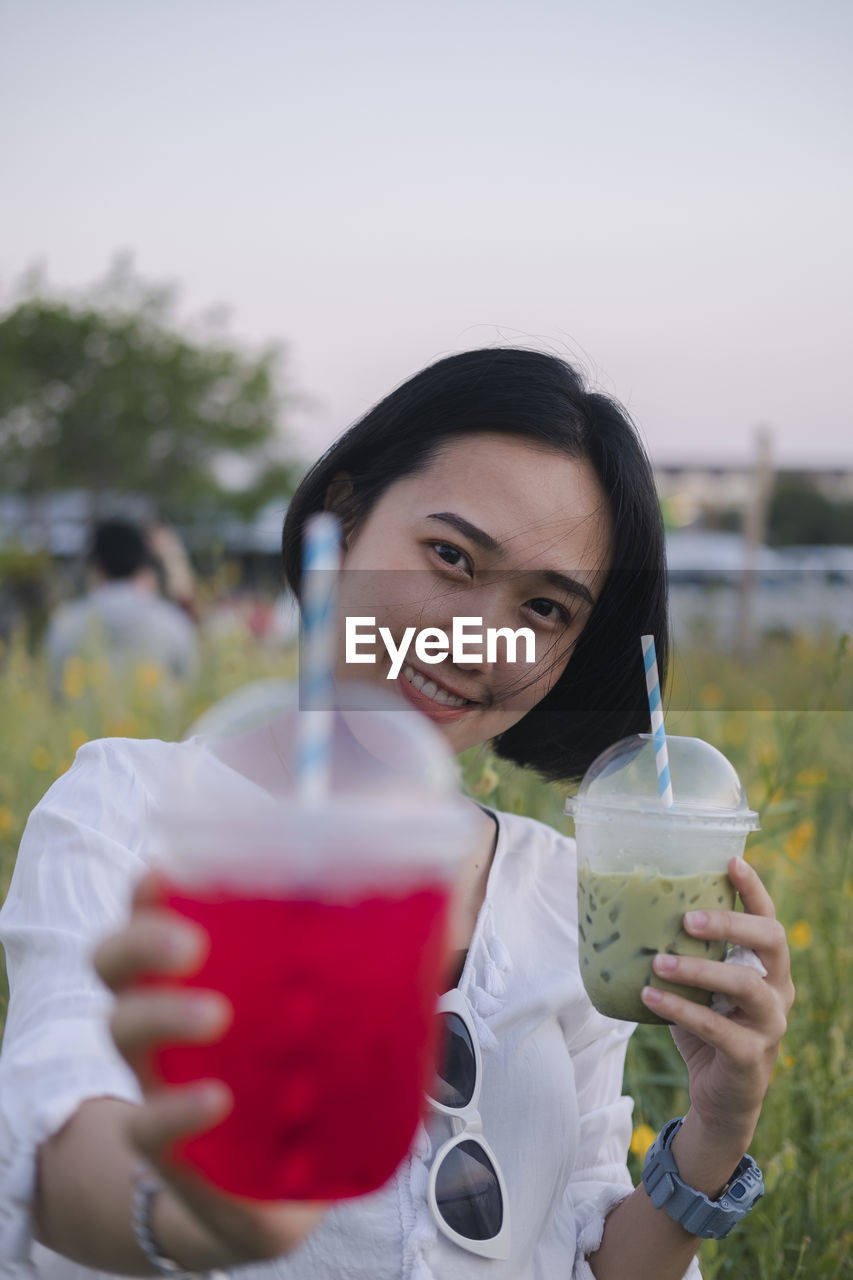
[328, 432, 612, 756]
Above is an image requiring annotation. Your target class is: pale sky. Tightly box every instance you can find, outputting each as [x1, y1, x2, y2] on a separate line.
[2, 0, 851, 468]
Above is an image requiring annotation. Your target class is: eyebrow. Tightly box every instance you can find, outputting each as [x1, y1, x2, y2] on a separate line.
[424, 511, 596, 608]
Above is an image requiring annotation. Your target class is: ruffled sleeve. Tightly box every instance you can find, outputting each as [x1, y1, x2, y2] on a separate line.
[0, 740, 150, 1268]
[557, 1005, 634, 1275]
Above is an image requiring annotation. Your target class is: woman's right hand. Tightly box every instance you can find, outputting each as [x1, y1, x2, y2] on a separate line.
[93, 869, 329, 1267]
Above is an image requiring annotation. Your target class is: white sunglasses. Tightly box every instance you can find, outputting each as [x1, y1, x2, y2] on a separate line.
[424, 988, 511, 1260]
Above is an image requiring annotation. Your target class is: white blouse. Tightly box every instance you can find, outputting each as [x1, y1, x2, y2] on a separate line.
[0, 737, 701, 1280]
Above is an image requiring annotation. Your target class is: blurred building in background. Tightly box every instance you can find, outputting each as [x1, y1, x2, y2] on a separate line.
[656, 462, 853, 531]
[1, 463, 851, 653]
[656, 459, 853, 649]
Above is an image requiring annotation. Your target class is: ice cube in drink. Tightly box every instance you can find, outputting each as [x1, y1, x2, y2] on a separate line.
[577, 865, 735, 1023]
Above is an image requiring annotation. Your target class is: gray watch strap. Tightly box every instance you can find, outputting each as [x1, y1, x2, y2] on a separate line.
[642, 1117, 764, 1239]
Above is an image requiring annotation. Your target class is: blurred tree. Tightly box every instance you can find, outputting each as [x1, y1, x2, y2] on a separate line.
[767, 478, 853, 546]
[709, 483, 853, 545]
[0, 256, 303, 519]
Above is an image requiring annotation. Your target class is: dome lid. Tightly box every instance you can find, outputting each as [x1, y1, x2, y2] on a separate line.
[564, 734, 759, 831]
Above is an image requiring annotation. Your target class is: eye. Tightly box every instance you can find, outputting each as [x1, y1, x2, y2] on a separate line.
[430, 542, 473, 575]
[527, 598, 572, 626]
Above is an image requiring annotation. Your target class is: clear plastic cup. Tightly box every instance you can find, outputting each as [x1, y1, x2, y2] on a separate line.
[141, 680, 479, 1200]
[564, 734, 759, 1024]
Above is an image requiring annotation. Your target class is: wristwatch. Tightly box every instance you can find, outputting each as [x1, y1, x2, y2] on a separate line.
[641, 1117, 764, 1239]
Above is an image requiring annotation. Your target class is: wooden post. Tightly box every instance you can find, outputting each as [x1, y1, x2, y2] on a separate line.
[737, 427, 774, 659]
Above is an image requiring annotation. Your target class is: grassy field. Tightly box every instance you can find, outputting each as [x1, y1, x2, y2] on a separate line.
[0, 629, 850, 1277]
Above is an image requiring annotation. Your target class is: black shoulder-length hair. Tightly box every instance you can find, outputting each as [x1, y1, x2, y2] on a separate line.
[282, 348, 668, 784]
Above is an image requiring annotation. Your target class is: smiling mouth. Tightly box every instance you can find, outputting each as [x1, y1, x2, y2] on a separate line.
[400, 664, 478, 708]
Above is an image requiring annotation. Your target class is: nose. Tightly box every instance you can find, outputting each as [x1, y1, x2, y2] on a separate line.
[439, 585, 503, 682]
[448, 624, 494, 675]
[443, 582, 551, 712]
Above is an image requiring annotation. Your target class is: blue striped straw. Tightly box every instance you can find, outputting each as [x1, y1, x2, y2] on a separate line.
[295, 511, 342, 803]
[641, 634, 674, 809]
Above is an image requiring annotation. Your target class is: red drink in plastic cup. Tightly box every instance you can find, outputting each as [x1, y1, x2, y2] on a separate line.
[140, 684, 477, 1201]
[147, 878, 449, 1199]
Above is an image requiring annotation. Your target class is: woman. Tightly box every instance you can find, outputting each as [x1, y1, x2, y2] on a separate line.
[0, 349, 793, 1279]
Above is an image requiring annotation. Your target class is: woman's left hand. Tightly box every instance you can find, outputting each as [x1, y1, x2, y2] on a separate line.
[640, 855, 795, 1145]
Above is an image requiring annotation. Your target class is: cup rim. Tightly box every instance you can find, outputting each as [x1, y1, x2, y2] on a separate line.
[563, 795, 760, 831]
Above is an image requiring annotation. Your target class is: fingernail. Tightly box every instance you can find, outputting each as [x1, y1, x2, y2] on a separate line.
[685, 910, 709, 930]
[191, 1080, 230, 1114]
[642, 985, 664, 1005]
[654, 953, 678, 973]
[186, 995, 225, 1030]
[165, 929, 199, 964]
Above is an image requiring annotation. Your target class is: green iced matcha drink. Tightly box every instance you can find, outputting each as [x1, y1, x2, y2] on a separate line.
[577, 865, 736, 1023]
[565, 734, 760, 1028]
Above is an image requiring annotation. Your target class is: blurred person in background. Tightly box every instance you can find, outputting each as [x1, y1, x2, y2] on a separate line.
[45, 518, 198, 694]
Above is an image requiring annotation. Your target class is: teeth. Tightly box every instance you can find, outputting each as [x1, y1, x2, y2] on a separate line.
[402, 665, 468, 707]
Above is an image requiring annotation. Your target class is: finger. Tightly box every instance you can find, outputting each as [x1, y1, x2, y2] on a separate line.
[640, 985, 767, 1067]
[132, 869, 172, 910]
[683, 908, 788, 958]
[682, 907, 790, 988]
[130, 1090, 329, 1264]
[127, 1079, 233, 1163]
[110, 989, 232, 1065]
[651, 953, 787, 1039]
[94, 912, 210, 991]
[727, 856, 777, 918]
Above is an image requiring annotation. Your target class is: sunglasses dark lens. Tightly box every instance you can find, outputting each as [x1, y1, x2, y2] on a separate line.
[434, 1139, 503, 1241]
[434, 1012, 477, 1109]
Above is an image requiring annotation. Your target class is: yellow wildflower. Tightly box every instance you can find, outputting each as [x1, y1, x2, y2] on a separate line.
[780, 1053, 795, 1070]
[785, 820, 815, 863]
[793, 633, 813, 662]
[87, 658, 111, 687]
[134, 661, 164, 692]
[758, 742, 778, 766]
[788, 920, 813, 950]
[69, 728, 88, 754]
[472, 764, 500, 797]
[724, 717, 749, 745]
[106, 717, 139, 739]
[630, 1124, 657, 1159]
[795, 766, 828, 787]
[30, 746, 51, 772]
[61, 656, 86, 700]
[0, 805, 14, 836]
[700, 684, 721, 709]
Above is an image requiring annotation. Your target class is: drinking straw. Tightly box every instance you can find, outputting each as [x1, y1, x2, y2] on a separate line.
[295, 511, 341, 803]
[641, 634, 674, 809]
